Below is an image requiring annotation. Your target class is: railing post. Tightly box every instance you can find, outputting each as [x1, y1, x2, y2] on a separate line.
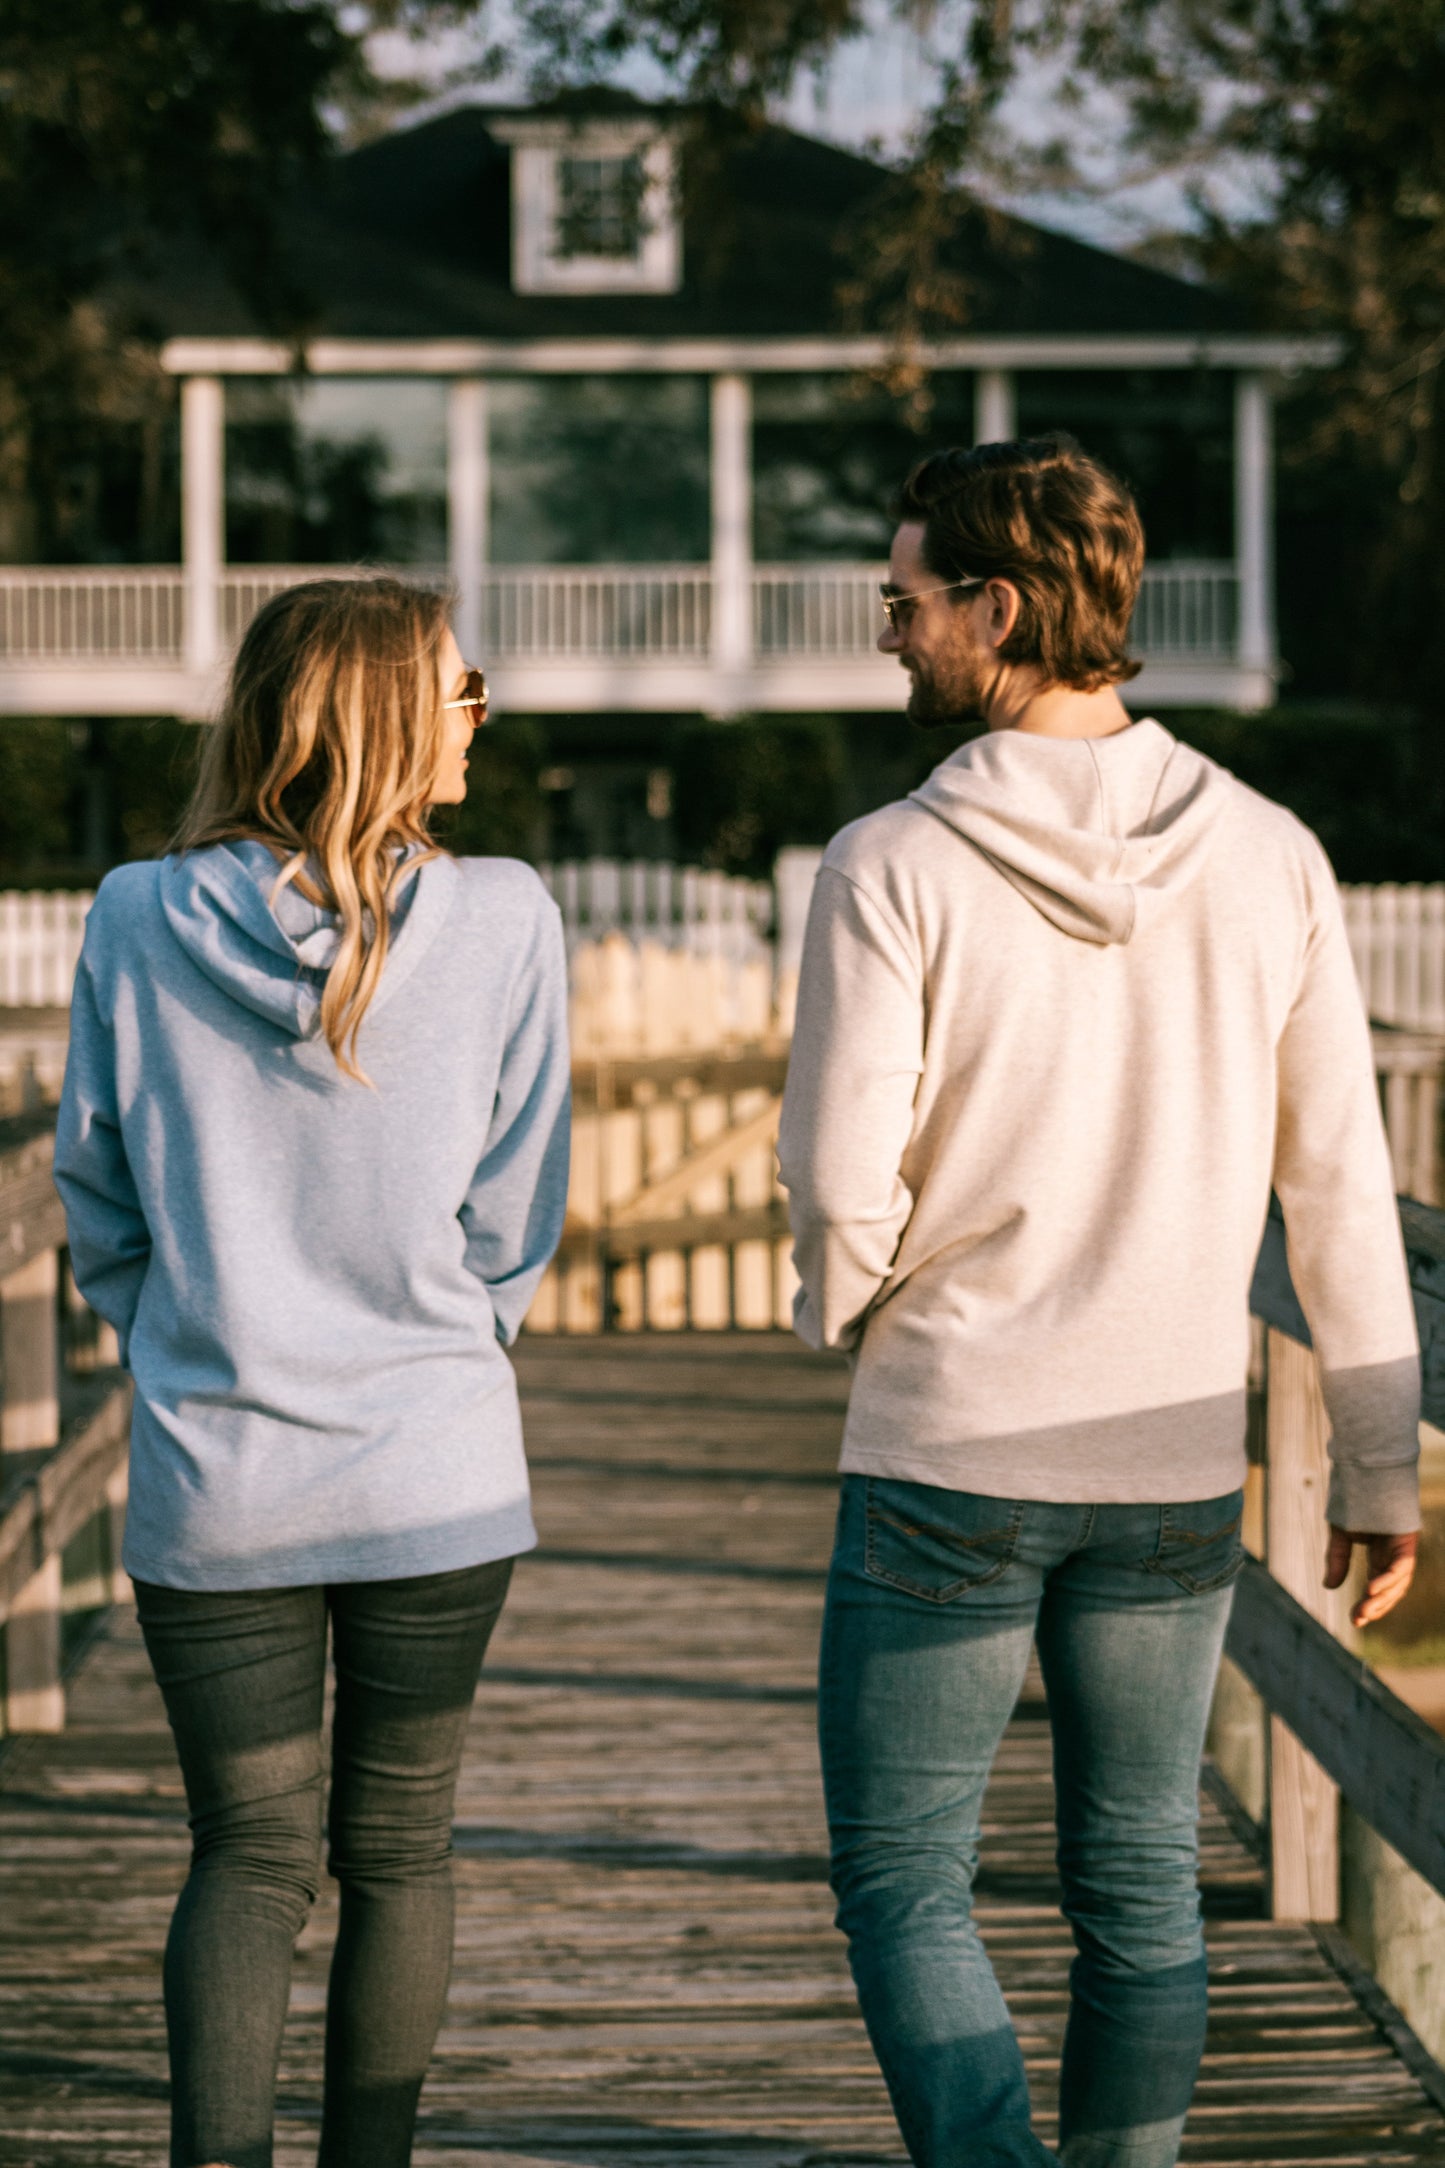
[974, 369, 1016, 445]
[182, 374, 224, 680]
[2, 1245, 64, 1733]
[1264, 1326, 1342, 1918]
[448, 378, 488, 665]
[1, 1247, 60, 1452]
[1234, 371, 1275, 686]
[105, 1460, 131, 1604]
[710, 373, 753, 699]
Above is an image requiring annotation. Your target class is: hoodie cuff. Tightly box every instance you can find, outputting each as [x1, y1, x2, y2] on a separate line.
[1325, 1456, 1421, 1536]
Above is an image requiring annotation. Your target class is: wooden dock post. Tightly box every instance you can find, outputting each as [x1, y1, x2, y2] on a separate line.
[1, 1243, 65, 1733]
[1264, 1326, 1344, 1919]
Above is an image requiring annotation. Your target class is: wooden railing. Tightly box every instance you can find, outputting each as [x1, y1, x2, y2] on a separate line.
[0, 1113, 130, 1738]
[1224, 1195, 1445, 1932]
[528, 1048, 792, 1334]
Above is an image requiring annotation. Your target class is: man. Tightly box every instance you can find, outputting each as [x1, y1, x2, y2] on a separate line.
[776, 435, 1420, 2168]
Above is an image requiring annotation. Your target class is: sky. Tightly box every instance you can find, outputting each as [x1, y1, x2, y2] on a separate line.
[364, 2, 1275, 257]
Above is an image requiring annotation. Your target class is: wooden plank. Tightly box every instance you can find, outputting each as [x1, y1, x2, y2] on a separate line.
[602, 1205, 788, 1264]
[3, 1546, 63, 1732]
[0, 1380, 131, 1622]
[0, 1245, 60, 1451]
[572, 1049, 791, 1111]
[1264, 1328, 1342, 1921]
[1226, 1556, 1445, 1900]
[0, 1115, 66, 1278]
[1, 1334, 1443, 2165]
[606, 1098, 780, 1226]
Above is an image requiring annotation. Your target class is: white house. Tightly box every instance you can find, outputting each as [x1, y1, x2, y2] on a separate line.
[0, 96, 1333, 736]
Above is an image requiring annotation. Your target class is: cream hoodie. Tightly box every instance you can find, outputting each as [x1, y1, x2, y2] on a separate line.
[777, 719, 1421, 1531]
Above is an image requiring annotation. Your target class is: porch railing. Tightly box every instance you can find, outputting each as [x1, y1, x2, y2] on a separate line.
[483, 566, 712, 659]
[0, 568, 186, 660]
[0, 561, 1242, 666]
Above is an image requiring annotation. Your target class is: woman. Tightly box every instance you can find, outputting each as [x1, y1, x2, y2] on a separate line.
[55, 576, 570, 2168]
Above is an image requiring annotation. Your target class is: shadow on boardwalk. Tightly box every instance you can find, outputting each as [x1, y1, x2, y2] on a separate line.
[2, 1334, 1443, 2165]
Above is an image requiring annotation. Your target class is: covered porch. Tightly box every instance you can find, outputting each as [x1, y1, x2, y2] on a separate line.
[0, 334, 1328, 720]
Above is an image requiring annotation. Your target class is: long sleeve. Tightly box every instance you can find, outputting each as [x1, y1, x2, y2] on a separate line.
[459, 899, 571, 1346]
[1273, 846, 1421, 1532]
[777, 864, 924, 1352]
[54, 950, 152, 1366]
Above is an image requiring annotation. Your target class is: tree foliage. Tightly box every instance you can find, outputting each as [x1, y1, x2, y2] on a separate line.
[0, 0, 377, 555]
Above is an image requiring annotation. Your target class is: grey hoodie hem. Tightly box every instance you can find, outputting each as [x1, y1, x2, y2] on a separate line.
[123, 1503, 539, 1592]
[837, 1440, 1252, 1506]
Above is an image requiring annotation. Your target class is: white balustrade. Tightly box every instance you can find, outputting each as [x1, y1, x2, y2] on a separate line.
[0, 559, 1241, 667]
[217, 566, 453, 645]
[753, 565, 882, 656]
[482, 566, 711, 659]
[0, 569, 185, 660]
[1128, 561, 1239, 659]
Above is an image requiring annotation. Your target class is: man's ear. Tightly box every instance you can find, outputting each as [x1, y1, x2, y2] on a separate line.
[981, 578, 1022, 651]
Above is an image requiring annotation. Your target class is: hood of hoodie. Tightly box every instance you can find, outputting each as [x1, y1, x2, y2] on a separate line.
[159, 840, 459, 1035]
[908, 718, 1232, 946]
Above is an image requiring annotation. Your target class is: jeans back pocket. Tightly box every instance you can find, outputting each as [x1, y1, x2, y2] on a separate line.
[1148, 1492, 1247, 1594]
[863, 1478, 1025, 1603]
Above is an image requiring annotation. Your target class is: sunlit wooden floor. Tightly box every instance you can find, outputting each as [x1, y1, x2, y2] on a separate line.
[3, 1333, 1444, 2164]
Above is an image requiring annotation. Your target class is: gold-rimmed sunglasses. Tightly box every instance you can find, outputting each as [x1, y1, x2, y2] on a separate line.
[879, 576, 988, 630]
[443, 667, 490, 725]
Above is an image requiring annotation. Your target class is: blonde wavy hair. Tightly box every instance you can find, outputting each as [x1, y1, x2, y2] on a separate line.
[173, 576, 454, 1080]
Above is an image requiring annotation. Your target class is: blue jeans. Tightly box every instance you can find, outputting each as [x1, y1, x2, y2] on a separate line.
[818, 1477, 1244, 2168]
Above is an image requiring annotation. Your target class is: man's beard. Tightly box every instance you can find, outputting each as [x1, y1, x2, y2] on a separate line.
[905, 648, 989, 731]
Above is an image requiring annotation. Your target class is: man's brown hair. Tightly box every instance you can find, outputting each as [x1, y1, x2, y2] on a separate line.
[896, 434, 1145, 691]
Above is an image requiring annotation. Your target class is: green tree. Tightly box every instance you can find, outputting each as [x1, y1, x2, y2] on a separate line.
[0, 0, 396, 557]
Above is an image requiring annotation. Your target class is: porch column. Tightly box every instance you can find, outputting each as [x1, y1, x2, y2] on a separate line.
[1234, 372, 1276, 680]
[710, 373, 753, 687]
[181, 375, 224, 678]
[974, 368, 1016, 445]
[448, 378, 488, 663]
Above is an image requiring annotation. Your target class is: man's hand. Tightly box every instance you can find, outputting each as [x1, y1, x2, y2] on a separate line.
[1324, 1526, 1419, 1628]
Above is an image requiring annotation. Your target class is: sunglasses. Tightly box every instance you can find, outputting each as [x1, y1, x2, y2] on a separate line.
[443, 667, 490, 725]
[879, 576, 989, 631]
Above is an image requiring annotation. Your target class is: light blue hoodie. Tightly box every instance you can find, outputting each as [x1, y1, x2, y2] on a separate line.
[54, 843, 570, 1590]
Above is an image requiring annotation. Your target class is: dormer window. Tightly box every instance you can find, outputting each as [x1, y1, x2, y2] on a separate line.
[555, 153, 646, 259]
[496, 119, 682, 296]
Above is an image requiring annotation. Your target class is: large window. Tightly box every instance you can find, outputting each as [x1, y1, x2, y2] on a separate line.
[1014, 371, 1233, 560]
[488, 377, 709, 563]
[752, 374, 975, 562]
[224, 378, 447, 564]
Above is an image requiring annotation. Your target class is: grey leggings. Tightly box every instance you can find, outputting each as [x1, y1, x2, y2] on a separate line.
[135, 1560, 513, 2168]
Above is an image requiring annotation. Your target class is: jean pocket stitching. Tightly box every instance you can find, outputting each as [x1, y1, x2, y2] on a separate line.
[863, 1484, 1024, 1603]
[1149, 1504, 1246, 1594]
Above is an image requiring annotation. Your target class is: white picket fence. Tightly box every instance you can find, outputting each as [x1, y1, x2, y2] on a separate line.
[1341, 885, 1445, 1032]
[0, 892, 91, 1006]
[6, 874, 1445, 1033]
[537, 860, 773, 964]
[0, 865, 778, 1061]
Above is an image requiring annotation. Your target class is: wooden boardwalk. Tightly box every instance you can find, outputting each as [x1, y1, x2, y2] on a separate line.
[3, 1333, 1445, 2165]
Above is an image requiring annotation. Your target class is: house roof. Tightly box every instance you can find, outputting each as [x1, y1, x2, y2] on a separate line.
[131, 102, 1266, 349]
